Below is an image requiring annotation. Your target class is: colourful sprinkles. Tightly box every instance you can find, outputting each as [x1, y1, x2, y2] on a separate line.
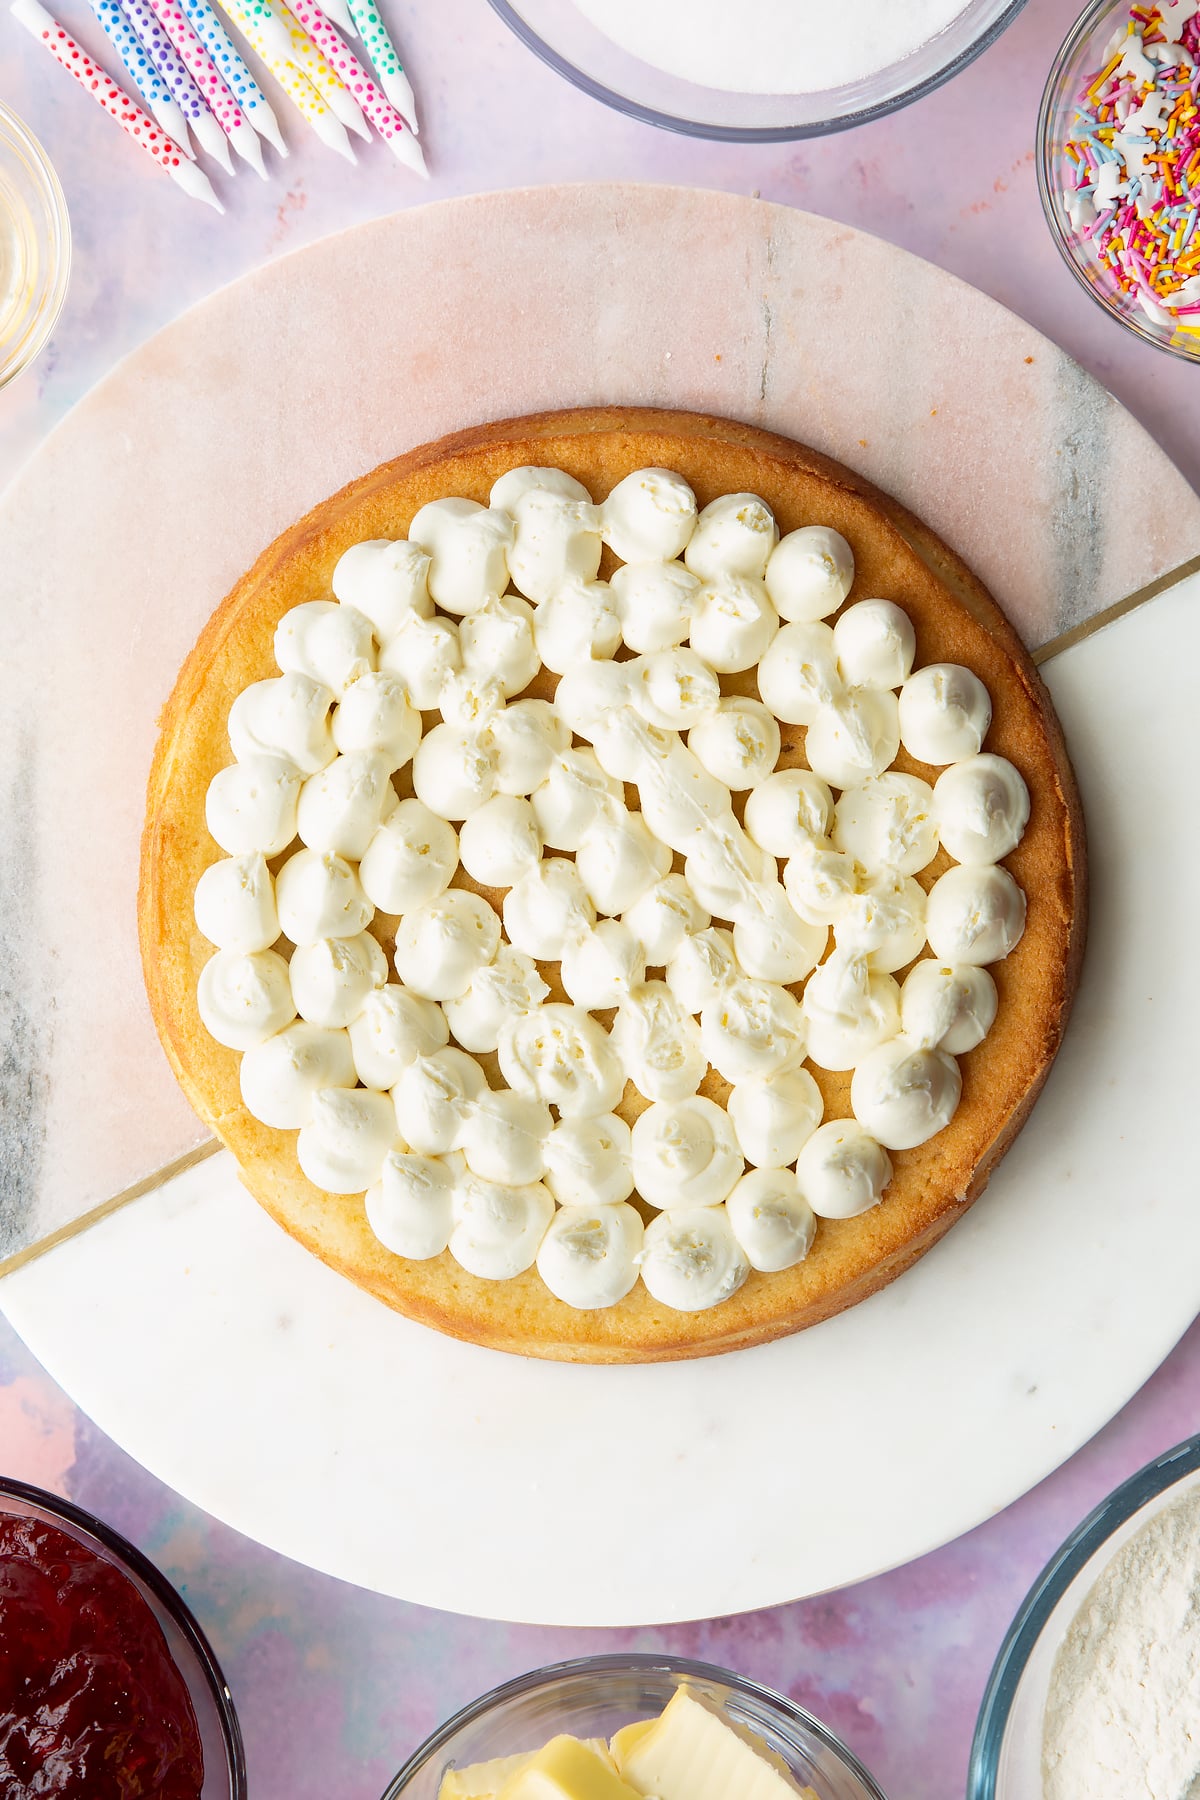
[1064, 1, 1200, 328]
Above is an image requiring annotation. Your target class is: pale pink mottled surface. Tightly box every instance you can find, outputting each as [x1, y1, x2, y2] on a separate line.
[1, 2, 1199, 1797]
[2, 1307, 1197, 1800]
[3, 0, 1200, 494]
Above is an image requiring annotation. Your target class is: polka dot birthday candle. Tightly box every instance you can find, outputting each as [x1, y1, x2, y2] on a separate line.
[258, 0, 370, 140]
[87, 0, 195, 156]
[10, 0, 223, 208]
[311, 0, 354, 38]
[343, 0, 417, 132]
[120, 0, 233, 170]
[144, 0, 267, 173]
[176, 0, 287, 154]
[280, 0, 424, 172]
[215, 0, 355, 160]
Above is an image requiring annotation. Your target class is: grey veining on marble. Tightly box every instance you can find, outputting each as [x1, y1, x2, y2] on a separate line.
[0, 730, 48, 1250]
[0, 184, 1197, 1260]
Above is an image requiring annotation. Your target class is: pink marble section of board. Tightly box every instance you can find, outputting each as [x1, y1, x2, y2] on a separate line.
[0, 180, 1196, 1259]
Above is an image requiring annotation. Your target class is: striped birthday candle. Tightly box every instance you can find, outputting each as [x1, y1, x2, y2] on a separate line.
[88, 0, 194, 153]
[177, 0, 287, 153]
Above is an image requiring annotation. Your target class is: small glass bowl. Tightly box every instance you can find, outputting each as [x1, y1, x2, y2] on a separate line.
[381, 1653, 888, 1799]
[488, 0, 1030, 140]
[967, 1432, 1200, 1798]
[0, 101, 70, 390]
[0, 1477, 247, 1800]
[1038, 0, 1200, 361]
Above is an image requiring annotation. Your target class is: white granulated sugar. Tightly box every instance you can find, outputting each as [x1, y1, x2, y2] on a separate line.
[573, 0, 973, 93]
[1043, 1484, 1200, 1800]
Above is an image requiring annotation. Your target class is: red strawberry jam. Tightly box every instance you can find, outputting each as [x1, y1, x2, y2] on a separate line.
[0, 1512, 204, 1799]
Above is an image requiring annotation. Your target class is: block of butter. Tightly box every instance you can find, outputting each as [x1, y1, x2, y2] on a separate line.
[611, 1687, 819, 1799]
[496, 1736, 642, 1799]
[440, 1754, 533, 1799]
[439, 1740, 617, 1800]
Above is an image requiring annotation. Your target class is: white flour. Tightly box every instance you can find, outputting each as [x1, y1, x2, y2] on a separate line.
[573, 0, 973, 94]
[1043, 1484, 1200, 1800]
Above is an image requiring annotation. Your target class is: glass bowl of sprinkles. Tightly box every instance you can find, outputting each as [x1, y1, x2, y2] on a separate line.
[1038, 0, 1200, 358]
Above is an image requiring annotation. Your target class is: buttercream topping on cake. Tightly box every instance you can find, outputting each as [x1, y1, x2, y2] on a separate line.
[194, 465, 1030, 1313]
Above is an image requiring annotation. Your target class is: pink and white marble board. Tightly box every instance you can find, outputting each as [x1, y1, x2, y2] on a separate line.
[1, 180, 1198, 1258]
[5, 566, 1200, 1631]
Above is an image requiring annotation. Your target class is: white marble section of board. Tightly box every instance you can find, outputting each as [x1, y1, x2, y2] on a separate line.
[1, 183, 1196, 1258]
[3, 570, 1199, 1624]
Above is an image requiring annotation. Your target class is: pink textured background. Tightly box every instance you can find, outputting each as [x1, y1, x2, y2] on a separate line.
[3, 1311, 1197, 1800]
[2, 0, 1199, 1797]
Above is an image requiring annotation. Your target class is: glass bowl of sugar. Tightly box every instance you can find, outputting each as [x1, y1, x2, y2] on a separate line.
[967, 1432, 1200, 1800]
[487, 0, 1030, 139]
[0, 101, 70, 390]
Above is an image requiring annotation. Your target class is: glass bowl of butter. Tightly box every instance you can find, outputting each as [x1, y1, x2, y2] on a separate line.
[381, 1653, 888, 1800]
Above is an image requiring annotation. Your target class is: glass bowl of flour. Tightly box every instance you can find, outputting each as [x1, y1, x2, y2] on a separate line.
[486, 0, 1029, 137]
[968, 1433, 1200, 1800]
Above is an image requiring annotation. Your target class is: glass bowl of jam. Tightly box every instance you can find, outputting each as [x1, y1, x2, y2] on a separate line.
[381, 1653, 887, 1799]
[0, 1477, 246, 1800]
